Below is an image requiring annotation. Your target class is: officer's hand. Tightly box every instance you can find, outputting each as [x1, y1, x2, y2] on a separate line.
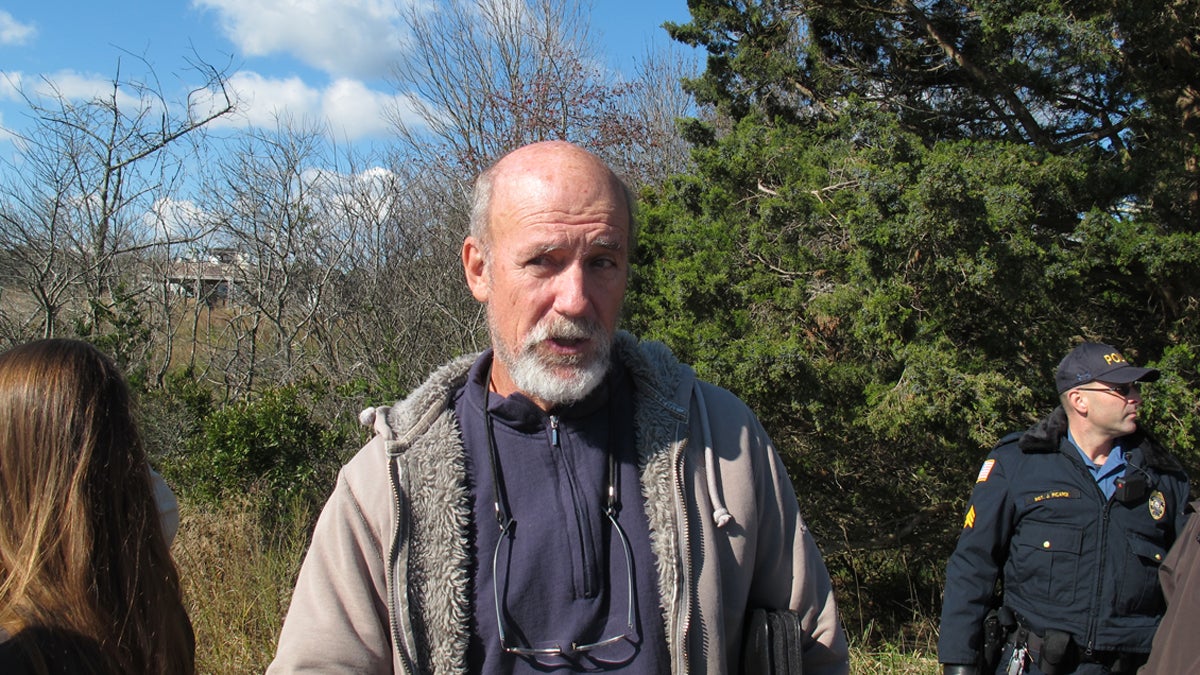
[942, 665, 978, 675]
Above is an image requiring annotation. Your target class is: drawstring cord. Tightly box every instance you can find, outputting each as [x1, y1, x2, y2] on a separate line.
[692, 383, 732, 528]
[359, 405, 395, 440]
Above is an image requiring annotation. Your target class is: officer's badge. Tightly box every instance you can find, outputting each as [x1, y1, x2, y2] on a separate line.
[1148, 490, 1167, 521]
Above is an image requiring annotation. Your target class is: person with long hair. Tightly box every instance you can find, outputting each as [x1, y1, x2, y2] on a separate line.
[0, 339, 195, 674]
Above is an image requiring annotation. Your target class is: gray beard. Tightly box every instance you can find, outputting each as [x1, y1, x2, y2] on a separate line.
[490, 312, 613, 407]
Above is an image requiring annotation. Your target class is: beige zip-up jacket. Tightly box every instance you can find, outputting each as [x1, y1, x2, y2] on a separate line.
[269, 332, 848, 674]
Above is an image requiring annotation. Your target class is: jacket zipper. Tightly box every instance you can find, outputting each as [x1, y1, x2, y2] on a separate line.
[1084, 468, 1111, 657]
[550, 414, 600, 598]
[672, 429, 694, 675]
[387, 452, 417, 675]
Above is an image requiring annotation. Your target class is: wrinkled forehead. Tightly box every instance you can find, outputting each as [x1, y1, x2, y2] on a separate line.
[489, 167, 629, 238]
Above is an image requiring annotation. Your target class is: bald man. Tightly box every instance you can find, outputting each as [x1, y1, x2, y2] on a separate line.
[269, 142, 848, 675]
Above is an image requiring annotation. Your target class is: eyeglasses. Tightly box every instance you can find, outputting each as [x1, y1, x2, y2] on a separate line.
[1076, 382, 1140, 399]
[482, 365, 637, 664]
[491, 504, 636, 661]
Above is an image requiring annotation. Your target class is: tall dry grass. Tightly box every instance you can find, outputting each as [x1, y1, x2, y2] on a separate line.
[172, 496, 314, 674]
[171, 497, 939, 674]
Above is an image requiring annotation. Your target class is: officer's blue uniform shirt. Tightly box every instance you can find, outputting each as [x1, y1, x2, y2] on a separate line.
[1067, 430, 1126, 501]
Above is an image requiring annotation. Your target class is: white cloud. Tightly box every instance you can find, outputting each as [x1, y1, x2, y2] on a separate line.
[23, 70, 150, 113]
[322, 78, 422, 141]
[148, 197, 210, 241]
[224, 70, 322, 127]
[357, 165, 396, 182]
[197, 70, 419, 141]
[0, 71, 21, 101]
[193, 0, 409, 80]
[0, 11, 36, 46]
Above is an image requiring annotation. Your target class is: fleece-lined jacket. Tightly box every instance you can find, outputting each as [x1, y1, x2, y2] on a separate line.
[268, 332, 849, 674]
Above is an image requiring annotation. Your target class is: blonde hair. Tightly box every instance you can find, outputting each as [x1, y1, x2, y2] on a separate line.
[0, 339, 194, 674]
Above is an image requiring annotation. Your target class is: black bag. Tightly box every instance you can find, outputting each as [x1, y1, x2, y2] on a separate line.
[741, 608, 804, 674]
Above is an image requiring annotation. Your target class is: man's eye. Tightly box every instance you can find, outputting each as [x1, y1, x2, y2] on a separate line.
[525, 255, 559, 270]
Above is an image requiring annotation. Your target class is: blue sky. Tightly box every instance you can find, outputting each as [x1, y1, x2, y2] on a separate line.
[0, 0, 695, 149]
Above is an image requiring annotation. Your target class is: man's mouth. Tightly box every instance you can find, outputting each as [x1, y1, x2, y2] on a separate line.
[543, 336, 591, 362]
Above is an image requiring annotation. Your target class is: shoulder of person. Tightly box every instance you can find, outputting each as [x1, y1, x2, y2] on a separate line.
[339, 353, 479, 490]
[616, 332, 684, 384]
[972, 430, 1035, 483]
[987, 431, 1027, 461]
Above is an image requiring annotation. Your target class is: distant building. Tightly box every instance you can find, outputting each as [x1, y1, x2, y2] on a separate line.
[163, 247, 246, 307]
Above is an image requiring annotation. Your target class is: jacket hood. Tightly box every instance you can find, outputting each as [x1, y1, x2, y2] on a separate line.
[613, 330, 695, 416]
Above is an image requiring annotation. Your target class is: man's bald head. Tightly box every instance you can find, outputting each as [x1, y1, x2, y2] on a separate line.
[468, 141, 635, 257]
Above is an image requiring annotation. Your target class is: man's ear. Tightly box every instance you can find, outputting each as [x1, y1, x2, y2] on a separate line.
[463, 236, 490, 302]
[1065, 389, 1088, 416]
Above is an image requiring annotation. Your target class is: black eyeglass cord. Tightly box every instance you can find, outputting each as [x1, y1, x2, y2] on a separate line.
[481, 362, 638, 661]
[482, 363, 619, 533]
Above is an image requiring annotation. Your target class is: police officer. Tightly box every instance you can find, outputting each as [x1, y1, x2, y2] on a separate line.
[938, 342, 1189, 675]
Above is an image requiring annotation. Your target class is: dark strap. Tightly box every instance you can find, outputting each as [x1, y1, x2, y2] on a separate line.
[741, 608, 804, 674]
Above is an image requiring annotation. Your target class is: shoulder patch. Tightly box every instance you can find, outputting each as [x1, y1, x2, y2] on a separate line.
[963, 505, 976, 529]
[976, 459, 996, 483]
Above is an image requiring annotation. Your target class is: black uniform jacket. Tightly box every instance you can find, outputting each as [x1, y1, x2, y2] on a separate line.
[937, 407, 1190, 666]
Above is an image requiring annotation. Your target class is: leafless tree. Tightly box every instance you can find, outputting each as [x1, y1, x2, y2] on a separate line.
[138, 190, 223, 388]
[324, 157, 484, 395]
[190, 118, 344, 395]
[0, 55, 235, 346]
[614, 39, 706, 189]
[386, 0, 649, 181]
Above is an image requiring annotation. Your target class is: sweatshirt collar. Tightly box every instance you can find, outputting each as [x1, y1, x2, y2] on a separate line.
[462, 350, 620, 432]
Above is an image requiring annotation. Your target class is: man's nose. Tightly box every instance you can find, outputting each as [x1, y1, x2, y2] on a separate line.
[552, 264, 590, 317]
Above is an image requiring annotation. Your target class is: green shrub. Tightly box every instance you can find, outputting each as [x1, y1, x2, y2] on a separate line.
[177, 385, 346, 506]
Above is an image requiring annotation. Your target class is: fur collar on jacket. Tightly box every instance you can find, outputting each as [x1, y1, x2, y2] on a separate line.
[1017, 405, 1184, 474]
[364, 331, 696, 673]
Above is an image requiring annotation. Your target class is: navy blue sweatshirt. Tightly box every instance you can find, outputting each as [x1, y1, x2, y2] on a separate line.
[454, 351, 670, 673]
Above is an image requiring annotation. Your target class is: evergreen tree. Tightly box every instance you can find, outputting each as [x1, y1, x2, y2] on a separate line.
[627, 0, 1200, 638]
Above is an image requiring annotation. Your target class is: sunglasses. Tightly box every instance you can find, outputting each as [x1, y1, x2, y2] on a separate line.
[491, 506, 637, 663]
[1076, 382, 1140, 399]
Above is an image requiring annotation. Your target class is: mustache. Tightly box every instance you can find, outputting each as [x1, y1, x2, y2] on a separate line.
[524, 315, 604, 347]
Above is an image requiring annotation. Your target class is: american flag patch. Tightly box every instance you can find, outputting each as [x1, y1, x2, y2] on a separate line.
[976, 459, 995, 483]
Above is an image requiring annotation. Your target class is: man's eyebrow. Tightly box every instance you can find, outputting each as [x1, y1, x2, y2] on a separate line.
[524, 243, 562, 257]
[524, 238, 624, 256]
[593, 237, 624, 252]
